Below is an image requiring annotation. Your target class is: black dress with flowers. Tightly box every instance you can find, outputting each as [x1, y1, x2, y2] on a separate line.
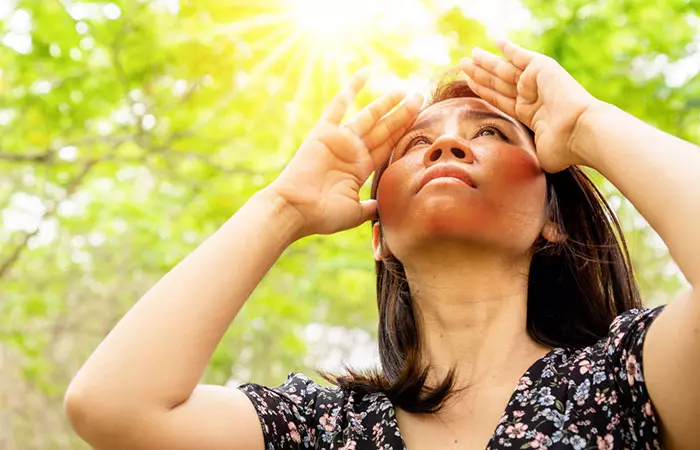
[239, 306, 666, 450]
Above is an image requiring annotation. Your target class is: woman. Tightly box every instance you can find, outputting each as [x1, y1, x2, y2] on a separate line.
[65, 41, 700, 449]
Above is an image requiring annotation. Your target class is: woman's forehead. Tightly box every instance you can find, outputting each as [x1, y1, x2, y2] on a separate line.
[417, 97, 513, 125]
[408, 97, 527, 136]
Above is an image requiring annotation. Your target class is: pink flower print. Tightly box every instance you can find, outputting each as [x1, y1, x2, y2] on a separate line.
[372, 423, 384, 442]
[567, 424, 579, 433]
[516, 376, 533, 391]
[340, 440, 357, 450]
[288, 422, 301, 444]
[530, 432, 549, 449]
[288, 394, 303, 404]
[625, 354, 640, 386]
[578, 359, 593, 374]
[597, 434, 614, 450]
[506, 422, 528, 439]
[320, 413, 336, 433]
[643, 401, 653, 417]
[513, 410, 526, 418]
[613, 335, 623, 348]
[594, 391, 607, 405]
[610, 415, 620, 427]
[609, 390, 618, 404]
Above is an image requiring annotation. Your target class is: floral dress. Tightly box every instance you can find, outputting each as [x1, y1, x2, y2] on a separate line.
[239, 306, 666, 449]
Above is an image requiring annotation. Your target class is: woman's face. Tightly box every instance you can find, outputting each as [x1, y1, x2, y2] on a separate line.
[376, 96, 548, 260]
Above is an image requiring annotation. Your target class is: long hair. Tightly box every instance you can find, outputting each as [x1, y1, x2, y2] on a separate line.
[324, 80, 643, 413]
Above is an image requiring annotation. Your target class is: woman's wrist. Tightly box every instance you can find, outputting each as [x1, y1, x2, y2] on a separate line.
[247, 186, 308, 246]
[568, 100, 619, 170]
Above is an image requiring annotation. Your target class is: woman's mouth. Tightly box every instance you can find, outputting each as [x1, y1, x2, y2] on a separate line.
[417, 164, 478, 192]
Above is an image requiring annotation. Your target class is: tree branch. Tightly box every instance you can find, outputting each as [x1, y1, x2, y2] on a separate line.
[0, 157, 101, 283]
[0, 151, 54, 163]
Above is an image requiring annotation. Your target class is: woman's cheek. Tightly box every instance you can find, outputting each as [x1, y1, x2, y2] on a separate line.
[492, 145, 544, 188]
[376, 166, 411, 228]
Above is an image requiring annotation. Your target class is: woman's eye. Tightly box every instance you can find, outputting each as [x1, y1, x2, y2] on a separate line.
[408, 136, 430, 148]
[476, 127, 506, 139]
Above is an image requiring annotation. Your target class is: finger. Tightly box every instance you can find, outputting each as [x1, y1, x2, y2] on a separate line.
[469, 48, 522, 86]
[464, 74, 516, 117]
[371, 120, 411, 169]
[320, 69, 370, 125]
[465, 49, 522, 85]
[345, 89, 407, 137]
[516, 69, 540, 104]
[359, 199, 378, 224]
[496, 40, 537, 71]
[461, 57, 518, 99]
[362, 92, 423, 152]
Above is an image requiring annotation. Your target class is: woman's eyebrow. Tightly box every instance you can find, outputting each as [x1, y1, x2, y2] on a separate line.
[408, 107, 521, 133]
[457, 108, 521, 129]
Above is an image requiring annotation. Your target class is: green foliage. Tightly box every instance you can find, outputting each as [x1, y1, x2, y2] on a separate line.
[0, 0, 695, 447]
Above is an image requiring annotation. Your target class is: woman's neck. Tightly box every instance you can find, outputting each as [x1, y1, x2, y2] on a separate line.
[402, 244, 549, 390]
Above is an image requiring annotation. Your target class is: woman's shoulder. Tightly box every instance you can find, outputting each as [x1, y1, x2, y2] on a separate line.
[495, 305, 666, 448]
[534, 305, 667, 379]
[239, 372, 402, 448]
[241, 371, 393, 406]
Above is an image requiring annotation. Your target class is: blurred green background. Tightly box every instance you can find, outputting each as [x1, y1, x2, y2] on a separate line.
[0, 0, 697, 447]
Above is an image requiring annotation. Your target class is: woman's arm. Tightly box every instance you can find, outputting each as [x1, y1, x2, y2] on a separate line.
[64, 189, 298, 449]
[64, 74, 423, 449]
[572, 102, 700, 285]
[571, 102, 700, 449]
[461, 41, 700, 448]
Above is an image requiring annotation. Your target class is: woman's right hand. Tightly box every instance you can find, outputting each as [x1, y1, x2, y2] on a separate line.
[268, 72, 424, 238]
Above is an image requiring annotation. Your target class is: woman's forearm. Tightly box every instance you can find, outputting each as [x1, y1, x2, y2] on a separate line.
[572, 101, 700, 286]
[66, 187, 303, 417]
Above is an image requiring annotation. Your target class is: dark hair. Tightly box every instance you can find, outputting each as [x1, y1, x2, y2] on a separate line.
[324, 79, 643, 413]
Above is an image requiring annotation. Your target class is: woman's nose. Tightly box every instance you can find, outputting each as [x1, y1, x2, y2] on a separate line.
[423, 135, 475, 166]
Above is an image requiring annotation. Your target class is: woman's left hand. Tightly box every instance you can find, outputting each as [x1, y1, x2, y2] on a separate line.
[459, 41, 599, 173]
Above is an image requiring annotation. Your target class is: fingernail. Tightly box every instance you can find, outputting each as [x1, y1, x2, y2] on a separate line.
[472, 47, 485, 56]
[409, 92, 424, 105]
[461, 57, 473, 66]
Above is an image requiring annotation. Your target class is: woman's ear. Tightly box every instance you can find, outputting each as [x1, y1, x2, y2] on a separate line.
[541, 218, 568, 243]
[372, 222, 383, 262]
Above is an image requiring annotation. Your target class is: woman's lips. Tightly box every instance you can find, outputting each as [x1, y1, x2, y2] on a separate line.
[417, 163, 477, 192]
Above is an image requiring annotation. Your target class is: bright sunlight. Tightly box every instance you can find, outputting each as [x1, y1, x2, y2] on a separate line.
[289, 0, 378, 43]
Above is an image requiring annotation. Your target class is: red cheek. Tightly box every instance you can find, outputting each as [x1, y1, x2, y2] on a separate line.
[376, 168, 407, 228]
[496, 145, 542, 182]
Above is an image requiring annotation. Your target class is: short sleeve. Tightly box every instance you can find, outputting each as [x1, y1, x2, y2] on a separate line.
[238, 372, 340, 449]
[604, 305, 666, 424]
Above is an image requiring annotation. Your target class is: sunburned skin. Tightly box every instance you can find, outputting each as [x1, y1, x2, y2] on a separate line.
[377, 97, 548, 260]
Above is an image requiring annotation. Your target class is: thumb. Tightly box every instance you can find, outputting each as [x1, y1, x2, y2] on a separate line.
[358, 199, 378, 224]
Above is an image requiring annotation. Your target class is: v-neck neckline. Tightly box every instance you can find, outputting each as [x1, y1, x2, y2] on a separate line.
[391, 347, 559, 450]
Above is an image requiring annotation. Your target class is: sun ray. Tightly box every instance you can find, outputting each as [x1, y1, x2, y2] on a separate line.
[186, 30, 305, 134]
[245, 40, 308, 128]
[222, 0, 286, 7]
[279, 44, 319, 153]
[332, 53, 355, 115]
[357, 39, 383, 69]
[247, 23, 297, 51]
[245, 31, 304, 81]
[320, 53, 332, 108]
[219, 12, 292, 35]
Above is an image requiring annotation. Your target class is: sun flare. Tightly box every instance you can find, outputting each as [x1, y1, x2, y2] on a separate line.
[288, 0, 378, 43]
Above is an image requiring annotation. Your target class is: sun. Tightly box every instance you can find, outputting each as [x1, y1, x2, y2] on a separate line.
[288, 0, 378, 46]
